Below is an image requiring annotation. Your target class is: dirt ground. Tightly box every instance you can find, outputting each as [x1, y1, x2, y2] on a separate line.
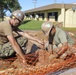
[0, 30, 76, 75]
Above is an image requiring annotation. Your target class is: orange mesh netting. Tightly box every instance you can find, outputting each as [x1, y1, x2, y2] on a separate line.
[0, 51, 76, 75]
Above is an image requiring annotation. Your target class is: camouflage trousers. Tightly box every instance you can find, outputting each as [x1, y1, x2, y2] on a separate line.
[0, 36, 28, 58]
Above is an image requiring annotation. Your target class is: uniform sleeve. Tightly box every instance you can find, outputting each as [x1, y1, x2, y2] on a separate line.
[3, 24, 13, 36]
[13, 27, 23, 33]
[58, 30, 67, 43]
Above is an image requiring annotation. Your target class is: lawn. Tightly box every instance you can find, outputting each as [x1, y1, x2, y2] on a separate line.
[19, 20, 44, 30]
[19, 20, 76, 31]
[62, 27, 76, 31]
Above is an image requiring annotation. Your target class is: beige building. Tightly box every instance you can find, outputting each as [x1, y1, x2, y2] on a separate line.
[4, 16, 10, 20]
[24, 3, 76, 28]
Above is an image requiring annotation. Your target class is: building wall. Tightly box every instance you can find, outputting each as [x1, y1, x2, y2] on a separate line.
[57, 10, 62, 22]
[65, 9, 76, 27]
[4, 16, 10, 20]
[43, 9, 61, 22]
[25, 8, 76, 28]
[25, 9, 61, 22]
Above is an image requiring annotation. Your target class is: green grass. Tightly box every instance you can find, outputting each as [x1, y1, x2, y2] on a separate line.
[62, 27, 76, 31]
[19, 20, 76, 31]
[19, 20, 44, 30]
[0, 18, 2, 22]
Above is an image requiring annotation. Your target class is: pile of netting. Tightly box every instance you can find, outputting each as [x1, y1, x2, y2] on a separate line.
[0, 51, 76, 75]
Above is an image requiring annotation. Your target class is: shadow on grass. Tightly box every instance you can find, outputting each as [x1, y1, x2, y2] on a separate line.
[22, 20, 32, 25]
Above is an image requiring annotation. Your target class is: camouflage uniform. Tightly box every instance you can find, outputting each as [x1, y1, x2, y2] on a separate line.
[0, 36, 28, 58]
[0, 20, 28, 58]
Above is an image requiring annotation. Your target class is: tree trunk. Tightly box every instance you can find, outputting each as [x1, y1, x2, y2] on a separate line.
[1, 7, 4, 21]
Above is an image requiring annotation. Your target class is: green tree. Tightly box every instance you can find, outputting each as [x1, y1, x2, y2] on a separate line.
[0, 0, 21, 21]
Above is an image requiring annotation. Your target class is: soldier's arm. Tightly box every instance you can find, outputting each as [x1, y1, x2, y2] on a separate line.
[57, 42, 68, 58]
[56, 30, 68, 57]
[17, 30, 43, 45]
[7, 35, 26, 63]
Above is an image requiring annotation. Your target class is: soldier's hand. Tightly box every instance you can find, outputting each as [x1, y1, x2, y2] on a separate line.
[16, 54, 27, 65]
[39, 44, 44, 49]
[36, 39, 44, 45]
[22, 59, 27, 64]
